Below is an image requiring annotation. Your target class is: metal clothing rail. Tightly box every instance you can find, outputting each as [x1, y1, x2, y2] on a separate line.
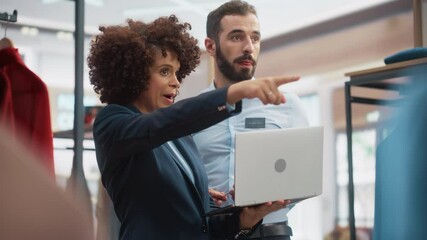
[66, 0, 94, 233]
[0, 10, 18, 23]
[2, 1, 92, 235]
[70, 0, 86, 192]
[0, 5, 86, 184]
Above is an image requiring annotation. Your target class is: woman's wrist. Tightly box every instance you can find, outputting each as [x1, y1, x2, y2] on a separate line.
[226, 84, 243, 105]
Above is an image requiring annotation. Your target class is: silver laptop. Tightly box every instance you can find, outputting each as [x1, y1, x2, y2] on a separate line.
[207, 126, 323, 216]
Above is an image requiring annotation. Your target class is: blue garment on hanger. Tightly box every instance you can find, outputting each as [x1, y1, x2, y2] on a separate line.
[374, 75, 427, 240]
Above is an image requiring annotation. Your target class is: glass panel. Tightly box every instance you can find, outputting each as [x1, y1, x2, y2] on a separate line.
[336, 129, 376, 229]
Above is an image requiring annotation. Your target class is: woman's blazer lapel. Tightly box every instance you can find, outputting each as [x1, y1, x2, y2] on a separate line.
[170, 137, 209, 213]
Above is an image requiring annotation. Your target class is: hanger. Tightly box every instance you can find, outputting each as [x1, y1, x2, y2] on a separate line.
[0, 10, 18, 23]
[0, 21, 14, 50]
[0, 10, 17, 50]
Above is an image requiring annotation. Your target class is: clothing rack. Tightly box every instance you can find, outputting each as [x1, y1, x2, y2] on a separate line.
[0, 10, 18, 23]
[0, 10, 17, 48]
[344, 57, 427, 240]
[1, 2, 91, 229]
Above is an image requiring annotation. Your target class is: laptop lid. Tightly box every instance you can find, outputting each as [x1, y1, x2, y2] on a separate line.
[206, 126, 323, 216]
[234, 126, 323, 206]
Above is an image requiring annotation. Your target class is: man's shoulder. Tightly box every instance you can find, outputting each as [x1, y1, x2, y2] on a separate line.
[198, 81, 216, 94]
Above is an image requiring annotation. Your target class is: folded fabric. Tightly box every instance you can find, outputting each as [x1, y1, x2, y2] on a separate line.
[384, 47, 427, 64]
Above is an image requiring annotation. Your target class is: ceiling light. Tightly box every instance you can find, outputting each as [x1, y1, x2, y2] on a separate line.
[20, 26, 39, 36]
[56, 31, 73, 41]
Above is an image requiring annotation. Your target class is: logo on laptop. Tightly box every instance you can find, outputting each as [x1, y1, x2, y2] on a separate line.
[274, 158, 287, 173]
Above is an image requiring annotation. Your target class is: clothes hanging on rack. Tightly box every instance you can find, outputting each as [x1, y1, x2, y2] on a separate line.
[0, 47, 55, 177]
[0, 70, 15, 131]
[0, 10, 18, 49]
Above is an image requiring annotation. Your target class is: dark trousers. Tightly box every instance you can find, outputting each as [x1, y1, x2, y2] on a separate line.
[248, 221, 292, 240]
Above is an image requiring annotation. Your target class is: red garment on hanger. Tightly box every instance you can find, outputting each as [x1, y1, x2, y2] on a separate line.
[0, 48, 55, 177]
[0, 72, 16, 132]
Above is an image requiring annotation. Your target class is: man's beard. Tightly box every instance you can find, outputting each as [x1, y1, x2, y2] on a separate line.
[216, 46, 257, 83]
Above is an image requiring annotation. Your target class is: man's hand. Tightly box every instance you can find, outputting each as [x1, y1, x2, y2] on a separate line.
[239, 200, 291, 229]
[208, 189, 227, 206]
[227, 76, 300, 105]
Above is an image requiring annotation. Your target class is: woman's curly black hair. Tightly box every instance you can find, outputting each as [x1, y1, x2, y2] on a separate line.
[87, 15, 201, 104]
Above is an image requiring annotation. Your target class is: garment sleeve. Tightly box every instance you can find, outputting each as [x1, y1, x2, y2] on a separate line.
[209, 212, 240, 239]
[0, 48, 55, 176]
[0, 72, 15, 131]
[94, 86, 242, 159]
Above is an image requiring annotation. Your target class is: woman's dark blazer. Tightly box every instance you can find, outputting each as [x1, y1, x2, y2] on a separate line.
[93, 87, 242, 240]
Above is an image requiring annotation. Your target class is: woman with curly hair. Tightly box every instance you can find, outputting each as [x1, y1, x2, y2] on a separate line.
[88, 15, 297, 239]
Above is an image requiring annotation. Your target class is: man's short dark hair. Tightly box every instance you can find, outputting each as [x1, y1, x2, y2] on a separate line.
[206, 0, 257, 42]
